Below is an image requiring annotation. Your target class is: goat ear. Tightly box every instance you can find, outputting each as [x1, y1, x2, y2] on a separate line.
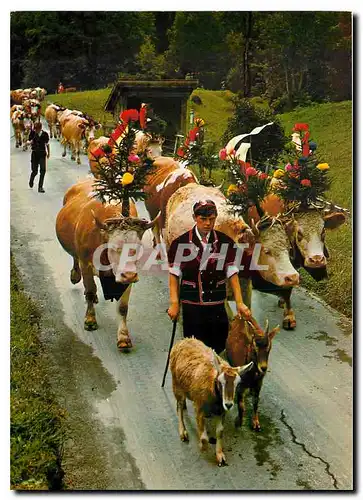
[212, 351, 222, 374]
[268, 326, 280, 340]
[238, 361, 254, 377]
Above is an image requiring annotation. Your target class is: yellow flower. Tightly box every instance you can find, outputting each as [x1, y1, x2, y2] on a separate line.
[195, 117, 205, 127]
[273, 169, 285, 179]
[121, 172, 134, 186]
[227, 184, 239, 196]
[316, 163, 329, 171]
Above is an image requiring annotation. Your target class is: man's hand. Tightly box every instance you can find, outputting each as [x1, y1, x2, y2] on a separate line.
[236, 302, 252, 321]
[168, 303, 180, 321]
[47, 153, 50, 159]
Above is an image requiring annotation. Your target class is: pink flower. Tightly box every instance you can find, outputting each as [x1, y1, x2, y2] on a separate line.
[219, 148, 227, 160]
[285, 163, 293, 171]
[246, 167, 258, 176]
[128, 154, 140, 163]
[259, 172, 268, 180]
[301, 179, 311, 187]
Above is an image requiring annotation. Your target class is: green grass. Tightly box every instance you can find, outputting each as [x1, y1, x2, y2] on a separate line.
[42, 87, 352, 317]
[10, 255, 65, 490]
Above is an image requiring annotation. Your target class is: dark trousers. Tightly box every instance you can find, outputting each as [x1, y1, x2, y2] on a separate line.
[182, 303, 229, 354]
[30, 151, 46, 188]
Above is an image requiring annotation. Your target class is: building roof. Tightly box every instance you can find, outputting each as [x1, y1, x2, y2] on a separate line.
[104, 79, 199, 112]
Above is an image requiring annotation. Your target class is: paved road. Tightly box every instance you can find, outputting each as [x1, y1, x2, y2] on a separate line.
[10, 125, 353, 491]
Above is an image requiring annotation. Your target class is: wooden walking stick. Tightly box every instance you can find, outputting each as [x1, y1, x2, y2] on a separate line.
[161, 319, 178, 388]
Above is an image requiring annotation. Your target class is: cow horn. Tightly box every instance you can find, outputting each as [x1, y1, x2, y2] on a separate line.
[250, 218, 259, 237]
[215, 181, 224, 190]
[144, 211, 161, 230]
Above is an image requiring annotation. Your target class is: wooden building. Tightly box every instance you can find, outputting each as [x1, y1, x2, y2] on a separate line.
[104, 80, 199, 153]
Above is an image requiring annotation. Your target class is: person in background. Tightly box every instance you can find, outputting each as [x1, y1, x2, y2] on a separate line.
[57, 82, 64, 94]
[28, 121, 50, 193]
[167, 199, 252, 354]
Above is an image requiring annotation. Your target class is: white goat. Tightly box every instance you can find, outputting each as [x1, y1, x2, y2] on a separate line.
[170, 337, 253, 466]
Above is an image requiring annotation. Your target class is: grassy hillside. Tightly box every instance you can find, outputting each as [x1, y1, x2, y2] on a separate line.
[40, 88, 352, 317]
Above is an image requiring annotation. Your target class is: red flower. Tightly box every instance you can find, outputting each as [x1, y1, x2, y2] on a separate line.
[238, 160, 251, 174]
[177, 148, 185, 158]
[293, 123, 309, 132]
[301, 179, 312, 187]
[246, 167, 258, 176]
[120, 109, 139, 123]
[259, 172, 268, 180]
[219, 148, 227, 160]
[188, 127, 199, 142]
[289, 172, 300, 179]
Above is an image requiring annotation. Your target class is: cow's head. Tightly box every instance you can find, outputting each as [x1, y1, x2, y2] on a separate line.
[292, 206, 346, 271]
[250, 216, 300, 288]
[92, 211, 160, 284]
[134, 131, 164, 159]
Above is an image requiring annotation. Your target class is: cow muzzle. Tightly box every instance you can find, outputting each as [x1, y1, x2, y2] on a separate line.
[304, 254, 327, 268]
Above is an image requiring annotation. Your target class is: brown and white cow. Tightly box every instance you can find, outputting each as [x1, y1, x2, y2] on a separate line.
[11, 109, 25, 149]
[144, 156, 199, 249]
[22, 98, 41, 123]
[44, 104, 65, 139]
[61, 114, 99, 164]
[164, 184, 300, 327]
[56, 178, 159, 349]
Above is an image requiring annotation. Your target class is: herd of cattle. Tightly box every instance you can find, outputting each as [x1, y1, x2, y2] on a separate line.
[11, 95, 347, 466]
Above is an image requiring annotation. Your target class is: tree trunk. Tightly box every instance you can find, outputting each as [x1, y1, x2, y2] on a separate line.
[243, 12, 253, 97]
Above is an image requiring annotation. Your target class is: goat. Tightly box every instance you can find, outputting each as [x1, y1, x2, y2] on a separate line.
[225, 316, 279, 431]
[170, 337, 253, 466]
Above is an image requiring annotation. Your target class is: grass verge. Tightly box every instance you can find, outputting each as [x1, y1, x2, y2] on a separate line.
[10, 254, 65, 490]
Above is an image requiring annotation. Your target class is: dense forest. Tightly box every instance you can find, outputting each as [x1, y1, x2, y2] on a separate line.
[10, 11, 351, 112]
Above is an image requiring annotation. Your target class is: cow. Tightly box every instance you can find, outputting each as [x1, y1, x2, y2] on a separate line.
[34, 87, 47, 101]
[144, 156, 199, 249]
[10, 89, 24, 105]
[164, 184, 300, 328]
[55, 177, 159, 349]
[11, 109, 25, 149]
[87, 131, 164, 177]
[248, 193, 346, 328]
[22, 98, 41, 123]
[64, 87, 77, 93]
[61, 114, 99, 164]
[44, 104, 66, 139]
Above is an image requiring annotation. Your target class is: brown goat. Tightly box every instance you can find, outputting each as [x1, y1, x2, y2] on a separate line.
[170, 337, 253, 466]
[225, 316, 279, 431]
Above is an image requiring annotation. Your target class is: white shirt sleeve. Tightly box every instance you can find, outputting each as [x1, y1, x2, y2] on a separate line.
[226, 265, 239, 278]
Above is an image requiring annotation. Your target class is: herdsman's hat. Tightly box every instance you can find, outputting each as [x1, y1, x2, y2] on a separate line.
[193, 200, 218, 217]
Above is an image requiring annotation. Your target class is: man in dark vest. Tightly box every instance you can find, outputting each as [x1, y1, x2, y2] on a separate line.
[167, 199, 252, 354]
[28, 121, 50, 193]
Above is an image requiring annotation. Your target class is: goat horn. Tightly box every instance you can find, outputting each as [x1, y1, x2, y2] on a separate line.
[264, 319, 269, 334]
[144, 210, 161, 230]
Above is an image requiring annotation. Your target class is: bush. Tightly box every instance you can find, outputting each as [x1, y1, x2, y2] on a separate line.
[222, 96, 288, 168]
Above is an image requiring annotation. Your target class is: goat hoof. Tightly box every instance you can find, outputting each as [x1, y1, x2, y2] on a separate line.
[278, 298, 285, 308]
[283, 318, 296, 330]
[180, 430, 189, 442]
[217, 454, 227, 467]
[252, 424, 261, 432]
[200, 438, 209, 451]
[84, 319, 98, 331]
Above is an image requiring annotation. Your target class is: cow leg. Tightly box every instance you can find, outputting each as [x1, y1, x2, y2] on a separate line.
[70, 257, 81, 284]
[280, 288, 296, 330]
[49, 124, 53, 139]
[116, 284, 133, 350]
[251, 379, 263, 431]
[80, 261, 99, 330]
[62, 140, 67, 158]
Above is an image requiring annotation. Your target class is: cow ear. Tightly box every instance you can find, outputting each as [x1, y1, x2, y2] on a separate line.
[323, 212, 346, 229]
[323, 244, 330, 258]
[212, 350, 222, 375]
[284, 218, 297, 241]
[78, 122, 86, 130]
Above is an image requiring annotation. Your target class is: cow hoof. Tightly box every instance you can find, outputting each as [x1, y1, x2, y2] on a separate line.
[16, 144, 19, 148]
[252, 422, 261, 432]
[77, 159, 81, 165]
[199, 438, 209, 452]
[62, 152, 66, 157]
[283, 318, 296, 330]
[117, 336, 133, 351]
[70, 269, 81, 284]
[209, 437, 217, 444]
[84, 319, 98, 331]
